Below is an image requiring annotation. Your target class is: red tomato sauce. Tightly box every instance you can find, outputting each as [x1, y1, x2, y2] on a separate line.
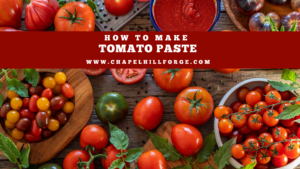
[153, 0, 217, 31]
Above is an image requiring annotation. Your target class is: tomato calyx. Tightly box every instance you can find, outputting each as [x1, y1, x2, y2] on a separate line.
[260, 150, 270, 161]
[77, 145, 107, 169]
[59, 7, 86, 29]
[184, 90, 207, 117]
[161, 69, 181, 81]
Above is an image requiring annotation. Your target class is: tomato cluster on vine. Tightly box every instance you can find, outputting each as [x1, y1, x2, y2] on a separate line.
[214, 83, 300, 168]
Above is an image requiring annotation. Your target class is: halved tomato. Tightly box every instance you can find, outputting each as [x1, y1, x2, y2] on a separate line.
[110, 69, 147, 85]
[82, 69, 107, 76]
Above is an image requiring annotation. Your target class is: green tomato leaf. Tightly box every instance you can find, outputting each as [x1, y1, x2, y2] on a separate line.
[173, 164, 192, 169]
[204, 166, 216, 169]
[281, 69, 297, 82]
[275, 104, 300, 120]
[268, 80, 298, 92]
[214, 137, 236, 169]
[20, 145, 30, 168]
[239, 162, 256, 169]
[23, 69, 39, 87]
[195, 132, 216, 163]
[6, 78, 28, 97]
[125, 147, 143, 162]
[0, 133, 20, 164]
[109, 123, 129, 150]
[270, 17, 278, 31]
[87, 0, 105, 21]
[147, 131, 181, 161]
[109, 159, 125, 169]
[296, 97, 300, 101]
[0, 93, 3, 108]
[12, 69, 18, 78]
[116, 153, 122, 158]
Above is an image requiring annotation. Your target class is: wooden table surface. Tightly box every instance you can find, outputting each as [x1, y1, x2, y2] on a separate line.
[2, 69, 300, 169]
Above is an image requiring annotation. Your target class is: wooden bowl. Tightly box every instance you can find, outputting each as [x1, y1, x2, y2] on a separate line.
[223, 0, 294, 31]
[0, 69, 94, 164]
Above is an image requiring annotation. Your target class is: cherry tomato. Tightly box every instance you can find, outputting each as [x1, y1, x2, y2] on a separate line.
[227, 107, 233, 114]
[248, 114, 263, 130]
[272, 154, 288, 167]
[254, 163, 270, 169]
[50, 96, 65, 111]
[63, 150, 95, 169]
[220, 131, 232, 137]
[218, 119, 233, 134]
[231, 113, 247, 128]
[41, 88, 53, 100]
[264, 84, 277, 93]
[31, 120, 42, 137]
[279, 91, 291, 100]
[80, 125, 109, 153]
[237, 87, 250, 102]
[43, 77, 56, 89]
[231, 101, 243, 112]
[244, 138, 259, 153]
[242, 153, 257, 166]
[285, 142, 300, 159]
[19, 109, 35, 121]
[285, 135, 300, 147]
[82, 69, 107, 76]
[297, 127, 300, 139]
[105, 0, 134, 16]
[256, 148, 271, 164]
[37, 97, 50, 111]
[11, 128, 24, 140]
[138, 150, 167, 169]
[253, 101, 268, 116]
[5, 119, 16, 129]
[48, 119, 60, 131]
[36, 111, 49, 128]
[52, 84, 62, 95]
[54, 72, 66, 84]
[256, 125, 269, 135]
[62, 101, 75, 114]
[42, 129, 53, 139]
[29, 86, 44, 95]
[110, 68, 147, 85]
[133, 97, 164, 130]
[0, 103, 12, 118]
[258, 132, 273, 146]
[263, 110, 279, 127]
[174, 87, 214, 126]
[229, 130, 244, 144]
[214, 106, 230, 119]
[61, 83, 74, 98]
[213, 69, 240, 74]
[24, 132, 42, 143]
[289, 124, 298, 134]
[7, 90, 19, 99]
[16, 118, 31, 132]
[272, 127, 287, 142]
[101, 145, 129, 169]
[153, 69, 193, 93]
[246, 91, 262, 106]
[252, 86, 265, 101]
[22, 98, 30, 109]
[245, 130, 258, 140]
[55, 111, 68, 125]
[265, 91, 281, 105]
[231, 144, 245, 159]
[10, 97, 22, 110]
[6, 110, 20, 123]
[29, 95, 40, 112]
[269, 142, 285, 158]
[238, 104, 253, 118]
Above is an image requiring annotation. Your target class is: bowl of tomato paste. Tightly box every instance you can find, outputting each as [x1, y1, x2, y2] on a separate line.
[149, 0, 221, 31]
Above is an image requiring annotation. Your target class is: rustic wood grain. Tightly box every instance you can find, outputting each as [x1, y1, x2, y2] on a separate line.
[0, 69, 94, 165]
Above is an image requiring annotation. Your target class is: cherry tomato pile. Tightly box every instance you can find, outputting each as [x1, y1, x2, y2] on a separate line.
[214, 83, 300, 168]
[0, 72, 75, 142]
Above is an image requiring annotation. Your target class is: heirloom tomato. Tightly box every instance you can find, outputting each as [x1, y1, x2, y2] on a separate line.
[54, 2, 95, 31]
[133, 97, 164, 130]
[82, 69, 107, 75]
[24, 132, 42, 143]
[0, 0, 23, 28]
[235, 0, 263, 15]
[110, 68, 147, 84]
[174, 87, 214, 126]
[16, 118, 31, 132]
[249, 12, 280, 31]
[138, 150, 167, 169]
[213, 69, 240, 74]
[171, 124, 203, 156]
[153, 69, 193, 93]
[101, 145, 129, 169]
[105, 0, 133, 16]
[63, 150, 95, 169]
[80, 125, 109, 153]
[0, 103, 12, 118]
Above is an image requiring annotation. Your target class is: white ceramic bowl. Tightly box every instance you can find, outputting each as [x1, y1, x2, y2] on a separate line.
[214, 78, 300, 169]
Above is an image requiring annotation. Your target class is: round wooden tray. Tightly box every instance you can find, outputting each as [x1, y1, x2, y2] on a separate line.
[0, 69, 94, 164]
[223, 0, 294, 31]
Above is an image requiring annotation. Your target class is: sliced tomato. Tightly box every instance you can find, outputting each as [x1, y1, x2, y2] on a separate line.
[110, 68, 147, 85]
[82, 69, 107, 76]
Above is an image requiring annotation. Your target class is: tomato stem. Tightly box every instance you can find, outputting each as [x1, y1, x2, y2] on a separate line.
[183, 90, 207, 118]
[161, 69, 181, 81]
[77, 145, 107, 169]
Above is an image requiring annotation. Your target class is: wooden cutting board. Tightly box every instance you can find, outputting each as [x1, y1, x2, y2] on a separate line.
[130, 121, 220, 169]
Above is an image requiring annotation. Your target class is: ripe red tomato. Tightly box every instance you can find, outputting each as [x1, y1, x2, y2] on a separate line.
[19, 109, 35, 121]
[22, 98, 30, 109]
[0, 0, 23, 28]
[63, 150, 95, 169]
[82, 69, 107, 76]
[214, 106, 230, 119]
[229, 130, 243, 144]
[239, 123, 252, 134]
[264, 84, 277, 93]
[231, 144, 245, 159]
[24, 132, 42, 143]
[248, 114, 263, 130]
[213, 69, 240, 74]
[153, 69, 193, 93]
[61, 83, 74, 98]
[171, 124, 203, 156]
[231, 101, 243, 112]
[231, 113, 247, 128]
[31, 120, 42, 137]
[218, 118, 234, 134]
[138, 150, 167, 169]
[80, 125, 109, 153]
[265, 91, 282, 105]
[133, 97, 164, 130]
[272, 154, 288, 167]
[242, 153, 256, 166]
[29, 94, 40, 112]
[245, 130, 258, 140]
[252, 86, 265, 100]
[174, 87, 214, 126]
[238, 104, 253, 118]
[104, 0, 133, 16]
[25, 0, 59, 31]
[285, 142, 300, 159]
[54, 2, 95, 31]
[101, 145, 129, 169]
[258, 132, 273, 146]
[110, 68, 147, 85]
[0, 27, 22, 31]
[246, 91, 261, 106]
[272, 127, 287, 142]
[256, 148, 271, 164]
[269, 142, 285, 158]
[41, 88, 53, 100]
[254, 101, 268, 116]
[263, 110, 279, 127]
[254, 163, 270, 169]
[279, 91, 291, 100]
[256, 125, 269, 135]
[237, 87, 250, 102]
[244, 138, 259, 153]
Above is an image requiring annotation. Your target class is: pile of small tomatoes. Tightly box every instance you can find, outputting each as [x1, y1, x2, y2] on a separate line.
[214, 83, 300, 168]
[0, 72, 75, 142]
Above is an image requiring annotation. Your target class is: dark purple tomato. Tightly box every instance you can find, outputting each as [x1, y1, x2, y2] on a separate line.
[24, 132, 42, 143]
[19, 109, 35, 121]
[31, 119, 42, 137]
[281, 12, 300, 31]
[16, 118, 32, 132]
[36, 111, 49, 128]
[41, 88, 53, 100]
[50, 96, 65, 111]
[235, 0, 264, 15]
[29, 86, 44, 95]
[267, 0, 289, 5]
[0, 103, 12, 118]
[55, 111, 68, 125]
[249, 12, 280, 31]
[42, 129, 53, 139]
[22, 98, 30, 108]
[29, 94, 40, 112]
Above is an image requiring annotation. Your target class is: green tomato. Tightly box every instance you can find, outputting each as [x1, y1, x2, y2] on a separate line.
[95, 92, 128, 123]
[38, 164, 62, 169]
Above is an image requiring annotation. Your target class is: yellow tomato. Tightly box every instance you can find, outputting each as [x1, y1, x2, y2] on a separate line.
[52, 84, 62, 95]
[10, 97, 23, 110]
[63, 102, 75, 114]
[54, 72, 67, 84]
[48, 119, 60, 131]
[43, 76, 56, 89]
[7, 90, 19, 99]
[6, 110, 20, 123]
[11, 128, 24, 140]
[37, 97, 50, 111]
[5, 119, 16, 129]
